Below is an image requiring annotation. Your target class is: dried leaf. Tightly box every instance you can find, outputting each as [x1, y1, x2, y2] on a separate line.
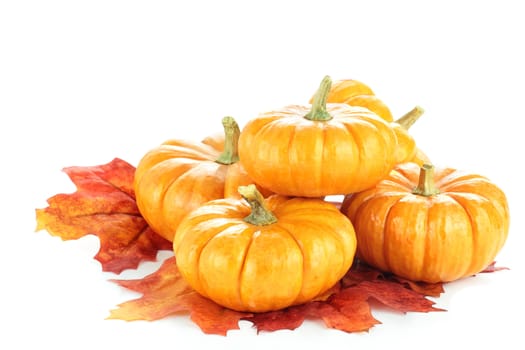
[480, 261, 509, 273]
[109, 257, 250, 335]
[110, 256, 443, 335]
[35, 158, 172, 273]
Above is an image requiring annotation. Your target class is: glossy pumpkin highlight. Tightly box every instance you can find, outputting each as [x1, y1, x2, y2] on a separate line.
[173, 185, 357, 312]
[134, 117, 269, 242]
[239, 76, 398, 197]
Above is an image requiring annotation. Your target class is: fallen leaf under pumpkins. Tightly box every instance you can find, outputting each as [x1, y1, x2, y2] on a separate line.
[35, 158, 172, 273]
[35, 157, 506, 335]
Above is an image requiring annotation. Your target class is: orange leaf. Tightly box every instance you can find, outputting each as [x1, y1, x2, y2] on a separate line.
[35, 158, 172, 273]
[109, 257, 251, 335]
[109, 256, 444, 335]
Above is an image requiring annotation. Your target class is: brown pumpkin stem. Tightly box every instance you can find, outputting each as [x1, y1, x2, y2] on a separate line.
[215, 116, 240, 165]
[412, 163, 440, 196]
[238, 184, 277, 226]
[396, 105, 425, 130]
[304, 75, 333, 121]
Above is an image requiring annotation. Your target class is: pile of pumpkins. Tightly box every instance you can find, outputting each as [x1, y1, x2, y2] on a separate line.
[133, 76, 510, 313]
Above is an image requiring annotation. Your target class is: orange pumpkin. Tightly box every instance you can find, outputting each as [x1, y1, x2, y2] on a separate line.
[173, 184, 357, 312]
[390, 106, 430, 165]
[238, 76, 398, 197]
[319, 78, 429, 166]
[340, 162, 510, 283]
[318, 78, 394, 122]
[134, 116, 270, 242]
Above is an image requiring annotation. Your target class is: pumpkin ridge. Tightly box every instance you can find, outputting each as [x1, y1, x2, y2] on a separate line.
[159, 162, 225, 237]
[421, 199, 433, 282]
[336, 118, 362, 178]
[425, 196, 475, 281]
[445, 191, 507, 275]
[275, 217, 348, 304]
[444, 193, 483, 275]
[158, 142, 221, 161]
[436, 176, 491, 193]
[285, 124, 299, 194]
[237, 225, 258, 308]
[206, 222, 254, 308]
[340, 115, 390, 176]
[176, 218, 241, 298]
[273, 222, 307, 303]
[381, 194, 406, 275]
[137, 160, 198, 235]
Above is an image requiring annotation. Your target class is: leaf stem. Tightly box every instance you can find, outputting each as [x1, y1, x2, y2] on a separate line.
[238, 184, 277, 225]
[304, 76, 333, 121]
[215, 116, 240, 165]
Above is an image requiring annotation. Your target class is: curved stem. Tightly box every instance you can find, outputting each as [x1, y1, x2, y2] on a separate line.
[238, 184, 277, 226]
[395, 105, 425, 130]
[412, 163, 440, 196]
[215, 116, 240, 165]
[304, 75, 333, 121]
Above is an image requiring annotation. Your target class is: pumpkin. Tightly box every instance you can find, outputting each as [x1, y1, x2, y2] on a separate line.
[173, 184, 357, 312]
[134, 116, 270, 242]
[238, 76, 398, 197]
[390, 106, 430, 165]
[319, 78, 429, 166]
[340, 162, 510, 283]
[317, 78, 394, 122]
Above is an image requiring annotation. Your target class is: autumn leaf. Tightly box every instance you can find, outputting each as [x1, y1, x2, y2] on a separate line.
[109, 255, 444, 335]
[35, 158, 172, 273]
[480, 261, 509, 273]
[108, 256, 251, 335]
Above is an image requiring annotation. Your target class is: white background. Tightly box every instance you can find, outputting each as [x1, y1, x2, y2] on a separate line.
[1, 1, 523, 349]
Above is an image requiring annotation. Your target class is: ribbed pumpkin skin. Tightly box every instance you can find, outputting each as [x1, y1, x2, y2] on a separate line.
[238, 104, 398, 197]
[340, 162, 510, 283]
[173, 195, 357, 312]
[322, 79, 430, 166]
[323, 79, 394, 122]
[134, 135, 257, 242]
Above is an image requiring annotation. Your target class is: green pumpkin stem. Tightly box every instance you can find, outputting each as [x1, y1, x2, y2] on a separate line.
[215, 116, 240, 165]
[396, 105, 425, 130]
[412, 164, 440, 196]
[304, 75, 333, 121]
[239, 184, 277, 226]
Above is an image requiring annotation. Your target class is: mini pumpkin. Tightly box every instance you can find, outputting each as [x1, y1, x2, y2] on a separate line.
[319, 78, 429, 166]
[173, 184, 357, 312]
[134, 116, 270, 242]
[340, 162, 510, 283]
[390, 106, 430, 165]
[238, 76, 398, 197]
[317, 78, 394, 122]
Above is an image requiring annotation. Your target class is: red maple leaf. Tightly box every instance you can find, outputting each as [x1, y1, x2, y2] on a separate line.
[35, 158, 172, 273]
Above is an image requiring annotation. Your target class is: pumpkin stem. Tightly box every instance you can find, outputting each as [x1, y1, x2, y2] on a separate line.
[215, 116, 240, 165]
[412, 163, 440, 196]
[395, 105, 425, 130]
[238, 184, 277, 226]
[304, 75, 333, 121]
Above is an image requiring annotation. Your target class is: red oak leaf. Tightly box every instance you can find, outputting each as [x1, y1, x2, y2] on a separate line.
[35, 158, 172, 273]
